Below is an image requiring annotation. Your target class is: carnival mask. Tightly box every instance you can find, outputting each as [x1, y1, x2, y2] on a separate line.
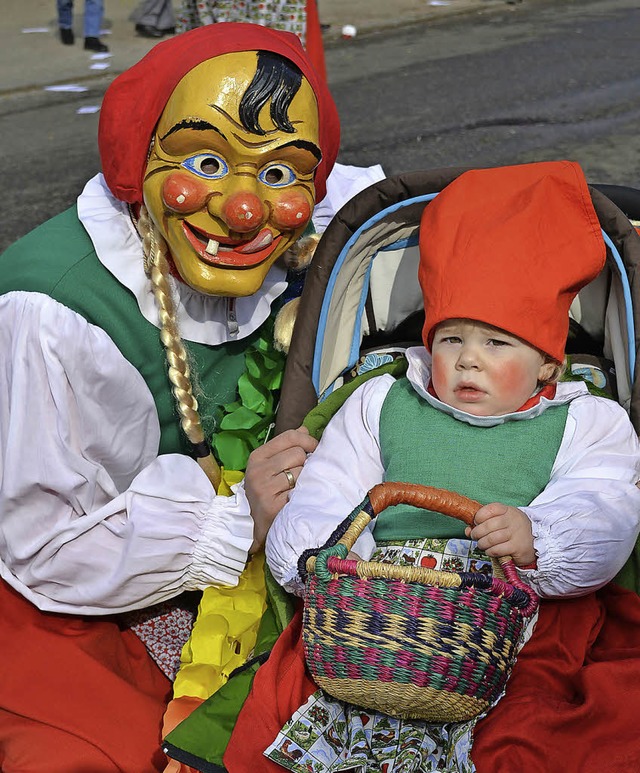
[142, 50, 321, 298]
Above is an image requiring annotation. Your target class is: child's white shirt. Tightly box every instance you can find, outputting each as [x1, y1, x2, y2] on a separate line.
[266, 347, 640, 598]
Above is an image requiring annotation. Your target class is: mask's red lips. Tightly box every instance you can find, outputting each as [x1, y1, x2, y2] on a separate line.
[183, 223, 280, 267]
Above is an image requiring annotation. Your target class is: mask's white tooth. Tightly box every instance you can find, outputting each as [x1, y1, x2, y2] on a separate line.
[205, 239, 219, 256]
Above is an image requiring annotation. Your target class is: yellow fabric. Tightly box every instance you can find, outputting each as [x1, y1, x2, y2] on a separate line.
[172, 469, 267, 701]
[217, 469, 244, 497]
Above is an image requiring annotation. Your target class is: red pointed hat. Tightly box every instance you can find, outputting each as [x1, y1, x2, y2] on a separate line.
[419, 161, 606, 362]
[98, 23, 340, 204]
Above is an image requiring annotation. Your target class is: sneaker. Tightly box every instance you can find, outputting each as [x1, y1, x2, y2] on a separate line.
[59, 27, 74, 45]
[84, 37, 109, 52]
[135, 23, 163, 38]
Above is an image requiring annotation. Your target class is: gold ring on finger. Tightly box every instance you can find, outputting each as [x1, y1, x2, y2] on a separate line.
[283, 469, 295, 490]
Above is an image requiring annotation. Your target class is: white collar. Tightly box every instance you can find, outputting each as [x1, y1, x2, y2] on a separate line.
[76, 174, 288, 346]
[405, 346, 587, 427]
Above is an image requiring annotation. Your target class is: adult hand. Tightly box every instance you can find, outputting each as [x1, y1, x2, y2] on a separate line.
[465, 502, 536, 567]
[244, 426, 318, 553]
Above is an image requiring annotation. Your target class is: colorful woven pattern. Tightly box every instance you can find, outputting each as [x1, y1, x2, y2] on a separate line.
[301, 483, 539, 723]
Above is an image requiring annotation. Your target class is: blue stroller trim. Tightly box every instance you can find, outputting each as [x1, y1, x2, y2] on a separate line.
[604, 231, 636, 378]
[313, 193, 437, 397]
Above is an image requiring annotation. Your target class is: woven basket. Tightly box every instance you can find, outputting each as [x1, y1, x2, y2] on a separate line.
[300, 482, 538, 723]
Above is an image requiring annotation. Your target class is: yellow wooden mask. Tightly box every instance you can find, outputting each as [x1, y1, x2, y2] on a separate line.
[143, 51, 321, 298]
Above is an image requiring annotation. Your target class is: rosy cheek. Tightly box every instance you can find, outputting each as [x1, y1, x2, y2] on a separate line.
[430, 354, 447, 393]
[494, 361, 530, 394]
[270, 193, 312, 231]
[161, 172, 210, 213]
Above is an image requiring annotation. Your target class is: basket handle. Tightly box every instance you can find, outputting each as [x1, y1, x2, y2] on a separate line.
[301, 481, 538, 616]
[299, 482, 484, 579]
[369, 482, 480, 526]
[337, 482, 481, 553]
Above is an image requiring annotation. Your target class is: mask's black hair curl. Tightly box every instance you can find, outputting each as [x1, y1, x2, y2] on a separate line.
[239, 50, 303, 135]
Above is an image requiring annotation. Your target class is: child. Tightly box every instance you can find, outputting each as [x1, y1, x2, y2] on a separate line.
[261, 161, 640, 772]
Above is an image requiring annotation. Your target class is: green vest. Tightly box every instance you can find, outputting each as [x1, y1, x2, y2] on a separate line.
[0, 206, 265, 456]
[376, 377, 569, 541]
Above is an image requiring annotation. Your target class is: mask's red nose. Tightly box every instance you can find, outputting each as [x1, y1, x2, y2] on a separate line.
[222, 191, 266, 233]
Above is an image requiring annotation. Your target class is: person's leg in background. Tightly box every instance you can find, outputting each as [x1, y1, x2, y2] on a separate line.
[56, 0, 75, 45]
[132, 0, 176, 38]
[83, 0, 109, 52]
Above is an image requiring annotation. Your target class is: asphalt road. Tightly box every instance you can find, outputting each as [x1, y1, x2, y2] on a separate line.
[2, 0, 639, 252]
[329, 0, 640, 181]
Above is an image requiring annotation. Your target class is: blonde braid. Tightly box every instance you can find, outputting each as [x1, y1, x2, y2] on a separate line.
[139, 205, 221, 490]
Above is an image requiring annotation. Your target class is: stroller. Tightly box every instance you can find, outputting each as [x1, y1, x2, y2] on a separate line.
[164, 165, 640, 771]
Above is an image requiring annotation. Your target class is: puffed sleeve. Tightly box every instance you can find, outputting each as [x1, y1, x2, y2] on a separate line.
[520, 393, 640, 597]
[265, 375, 394, 594]
[0, 292, 254, 615]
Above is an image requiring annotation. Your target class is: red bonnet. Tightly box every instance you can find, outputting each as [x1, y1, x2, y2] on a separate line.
[98, 23, 340, 204]
[419, 160, 606, 362]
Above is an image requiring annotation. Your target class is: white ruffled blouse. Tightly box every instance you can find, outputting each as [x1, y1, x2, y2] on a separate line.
[0, 164, 386, 615]
[0, 181, 256, 616]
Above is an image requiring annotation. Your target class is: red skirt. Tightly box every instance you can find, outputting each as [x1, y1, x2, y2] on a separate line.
[0, 580, 171, 772]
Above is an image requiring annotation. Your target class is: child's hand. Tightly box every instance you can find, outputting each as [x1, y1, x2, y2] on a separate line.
[464, 503, 536, 567]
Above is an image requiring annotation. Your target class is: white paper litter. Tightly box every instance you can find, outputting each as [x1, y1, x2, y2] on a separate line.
[89, 62, 111, 70]
[22, 27, 50, 33]
[77, 106, 101, 115]
[90, 52, 112, 60]
[44, 84, 89, 93]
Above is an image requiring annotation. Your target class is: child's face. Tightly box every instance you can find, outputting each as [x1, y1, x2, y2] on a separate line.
[430, 319, 555, 416]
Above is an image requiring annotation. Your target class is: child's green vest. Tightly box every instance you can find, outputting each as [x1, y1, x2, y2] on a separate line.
[376, 377, 570, 541]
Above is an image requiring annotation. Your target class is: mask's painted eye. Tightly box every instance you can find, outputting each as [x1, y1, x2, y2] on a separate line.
[181, 153, 229, 180]
[258, 163, 296, 188]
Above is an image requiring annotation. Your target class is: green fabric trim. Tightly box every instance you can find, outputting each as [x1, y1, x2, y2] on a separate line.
[264, 563, 297, 634]
[163, 658, 258, 767]
[162, 739, 227, 772]
[303, 357, 408, 440]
